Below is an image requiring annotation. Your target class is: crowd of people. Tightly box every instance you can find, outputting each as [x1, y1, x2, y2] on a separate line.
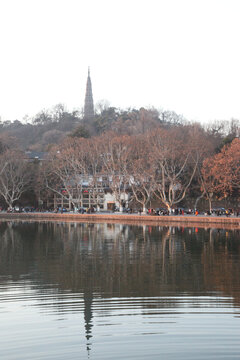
[146, 207, 239, 217]
[2, 205, 240, 217]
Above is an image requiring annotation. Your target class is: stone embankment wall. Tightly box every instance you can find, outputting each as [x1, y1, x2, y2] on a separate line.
[0, 213, 240, 229]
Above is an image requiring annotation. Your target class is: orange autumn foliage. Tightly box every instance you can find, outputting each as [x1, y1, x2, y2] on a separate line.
[202, 138, 240, 198]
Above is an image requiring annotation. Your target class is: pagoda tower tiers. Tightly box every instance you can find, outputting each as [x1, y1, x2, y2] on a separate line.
[84, 67, 94, 120]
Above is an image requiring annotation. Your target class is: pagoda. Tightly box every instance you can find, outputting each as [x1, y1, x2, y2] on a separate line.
[84, 67, 94, 120]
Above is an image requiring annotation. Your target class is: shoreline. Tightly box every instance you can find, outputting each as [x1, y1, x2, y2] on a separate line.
[0, 212, 240, 229]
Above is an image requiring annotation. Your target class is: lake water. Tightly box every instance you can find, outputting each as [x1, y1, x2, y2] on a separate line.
[0, 221, 240, 359]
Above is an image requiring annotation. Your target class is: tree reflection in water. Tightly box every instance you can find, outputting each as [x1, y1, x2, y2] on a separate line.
[0, 221, 240, 356]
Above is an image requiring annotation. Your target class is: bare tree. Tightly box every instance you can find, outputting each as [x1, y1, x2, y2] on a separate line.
[151, 127, 199, 212]
[43, 138, 88, 210]
[85, 137, 104, 211]
[128, 135, 155, 213]
[0, 150, 29, 209]
[189, 124, 215, 210]
[100, 133, 132, 212]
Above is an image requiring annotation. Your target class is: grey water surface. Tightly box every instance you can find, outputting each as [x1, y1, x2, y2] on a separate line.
[0, 221, 240, 359]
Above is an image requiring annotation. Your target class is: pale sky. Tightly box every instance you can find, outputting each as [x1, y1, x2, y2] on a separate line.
[0, 0, 240, 123]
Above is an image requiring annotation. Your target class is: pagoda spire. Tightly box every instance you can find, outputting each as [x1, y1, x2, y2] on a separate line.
[84, 67, 94, 120]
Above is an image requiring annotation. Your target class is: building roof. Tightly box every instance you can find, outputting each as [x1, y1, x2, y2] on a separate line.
[24, 151, 48, 161]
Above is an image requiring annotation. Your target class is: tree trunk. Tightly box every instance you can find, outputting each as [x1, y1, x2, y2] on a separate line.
[194, 191, 205, 210]
[208, 197, 212, 213]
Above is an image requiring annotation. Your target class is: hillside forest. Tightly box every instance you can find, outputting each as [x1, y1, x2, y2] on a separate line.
[0, 103, 239, 212]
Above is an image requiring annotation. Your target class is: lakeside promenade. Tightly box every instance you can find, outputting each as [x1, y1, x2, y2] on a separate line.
[0, 212, 240, 229]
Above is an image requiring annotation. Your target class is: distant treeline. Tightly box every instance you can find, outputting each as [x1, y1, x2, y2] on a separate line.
[0, 102, 239, 151]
